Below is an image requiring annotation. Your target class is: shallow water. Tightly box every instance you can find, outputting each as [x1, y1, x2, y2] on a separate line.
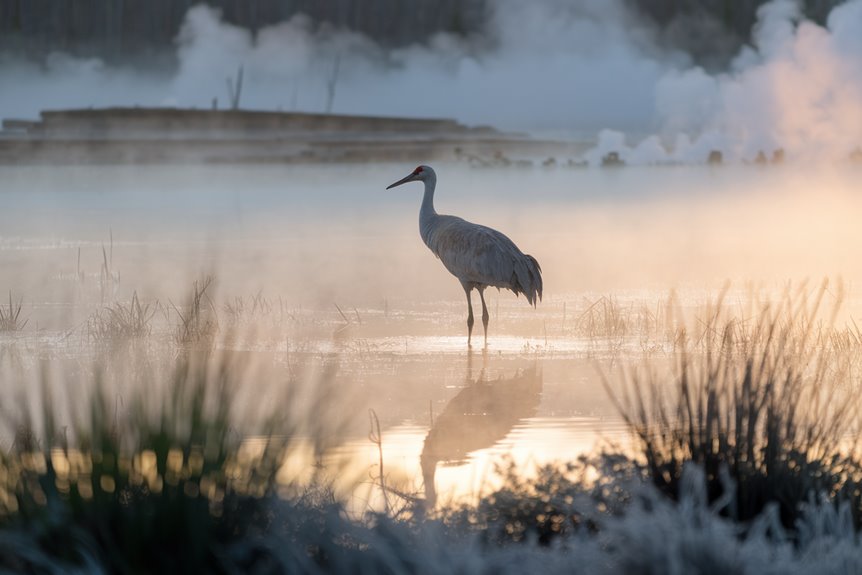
[2, 161, 861, 507]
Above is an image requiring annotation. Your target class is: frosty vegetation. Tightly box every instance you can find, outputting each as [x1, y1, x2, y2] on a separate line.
[2, 282, 862, 573]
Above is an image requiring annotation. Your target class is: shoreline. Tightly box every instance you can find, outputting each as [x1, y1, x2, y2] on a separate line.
[0, 106, 589, 165]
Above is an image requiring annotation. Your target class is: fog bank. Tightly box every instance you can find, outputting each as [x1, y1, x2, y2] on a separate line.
[1, 1, 860, 161]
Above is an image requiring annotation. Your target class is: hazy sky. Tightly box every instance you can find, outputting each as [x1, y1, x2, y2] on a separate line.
[1, 0, 861, 161]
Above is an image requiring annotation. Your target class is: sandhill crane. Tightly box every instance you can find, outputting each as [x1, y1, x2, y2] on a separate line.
[387, 165, 543, 345]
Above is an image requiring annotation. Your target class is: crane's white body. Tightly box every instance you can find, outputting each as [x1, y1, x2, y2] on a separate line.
[388, 165, 542, 345]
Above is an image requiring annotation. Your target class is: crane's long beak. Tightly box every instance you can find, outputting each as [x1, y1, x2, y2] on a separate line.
[386, 173, 416, 189]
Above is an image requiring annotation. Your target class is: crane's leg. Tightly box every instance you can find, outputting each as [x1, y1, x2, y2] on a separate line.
[463, 284, 474, 346]
[479, 287, 489, 346]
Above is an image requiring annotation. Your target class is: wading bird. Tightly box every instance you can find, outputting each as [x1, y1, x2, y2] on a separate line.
[387, 165, 542, 345]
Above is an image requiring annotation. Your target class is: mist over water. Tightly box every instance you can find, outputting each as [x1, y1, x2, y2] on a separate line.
[3, 162, 860, 307]
[4, 4, 862, 572]
[3, 0, 862, 162]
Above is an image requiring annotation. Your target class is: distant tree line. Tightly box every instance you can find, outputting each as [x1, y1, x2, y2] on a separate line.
[633, 0, 843, 66]
[0, 0, 846, 63]
[635, 0, 839, 32]
[0, 0, 485, 60]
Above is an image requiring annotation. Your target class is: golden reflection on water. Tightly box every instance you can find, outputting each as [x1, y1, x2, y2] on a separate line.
[420, 365, 543, 506]
[294, 349, 631, 513]
[336, 415, 627, 512]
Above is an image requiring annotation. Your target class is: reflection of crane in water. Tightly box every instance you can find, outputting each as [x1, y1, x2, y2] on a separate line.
[387, 165, 543, 346]
[420, 364, 542, 507]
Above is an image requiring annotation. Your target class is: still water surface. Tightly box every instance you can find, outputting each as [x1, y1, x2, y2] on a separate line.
[2, 161, 859, 505]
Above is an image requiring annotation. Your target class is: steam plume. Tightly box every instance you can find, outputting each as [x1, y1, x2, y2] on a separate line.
[1, 0, 860, 162]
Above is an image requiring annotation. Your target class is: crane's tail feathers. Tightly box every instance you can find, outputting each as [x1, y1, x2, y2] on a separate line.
[512, 254, 543, 307]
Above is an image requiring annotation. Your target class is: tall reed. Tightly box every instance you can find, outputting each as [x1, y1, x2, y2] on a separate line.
[0, 348, 346, 572]
[607, 283, 862, 530]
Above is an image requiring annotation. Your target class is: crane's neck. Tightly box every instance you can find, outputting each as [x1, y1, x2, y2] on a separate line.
[419, 173, 438, 245]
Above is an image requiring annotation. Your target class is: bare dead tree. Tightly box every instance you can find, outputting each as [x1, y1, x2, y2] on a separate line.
[225, 65, 244, 110]
[325, 53, 341, 115]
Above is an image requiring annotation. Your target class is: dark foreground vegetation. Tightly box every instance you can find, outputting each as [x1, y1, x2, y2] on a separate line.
[2, 284, 862, 573]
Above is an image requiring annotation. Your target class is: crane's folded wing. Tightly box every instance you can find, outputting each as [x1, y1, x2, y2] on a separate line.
[424, 216, 542, 305]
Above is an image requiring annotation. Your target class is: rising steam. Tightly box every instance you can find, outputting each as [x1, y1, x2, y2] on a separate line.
[1, 0, 860, 162]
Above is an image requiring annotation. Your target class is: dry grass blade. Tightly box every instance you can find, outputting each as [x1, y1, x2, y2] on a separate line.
[87, 291, 154, 342]
[223, 290, 273, 325]
[571, 294, 678, 343]
[173, 276, 219, 345]
[0, 291, 28, 332]
[98, 230, 120, 303]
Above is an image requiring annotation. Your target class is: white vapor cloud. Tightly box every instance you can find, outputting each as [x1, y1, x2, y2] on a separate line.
[0, 0, 860, 162]
[654, 0, 862, 163]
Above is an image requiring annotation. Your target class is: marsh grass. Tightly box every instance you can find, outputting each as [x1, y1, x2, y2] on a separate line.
[0, 348, 354, 573]
[86, 291, 154, 342]
[570, 294, 679, 344]
[6, 278, 862, 571]
[98, 234, 120, 304]
[606, 283, 862, 531]
[173, 277, 219, 346]
[574, 296, 628, 338]
[223, 290, 277, 326]
[0, 291, 28, 332]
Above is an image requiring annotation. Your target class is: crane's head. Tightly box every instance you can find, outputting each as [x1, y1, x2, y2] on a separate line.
[386, 165, 435, 189]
